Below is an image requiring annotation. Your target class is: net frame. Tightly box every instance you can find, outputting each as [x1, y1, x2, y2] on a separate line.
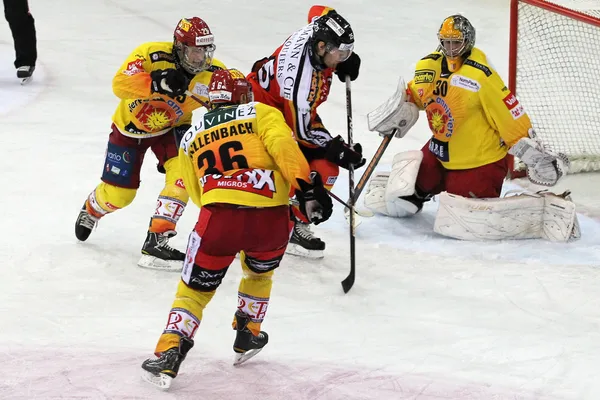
[508, 0, 600, 177]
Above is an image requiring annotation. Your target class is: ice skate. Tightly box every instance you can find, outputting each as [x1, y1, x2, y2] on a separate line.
[285, 218, 325, 259]
[138, 230, 185, 271]
[75, 202, 99, 242]
[233, 311, 269, 366]
[141, 336, 194, 390]
[17, 66, 34, 85]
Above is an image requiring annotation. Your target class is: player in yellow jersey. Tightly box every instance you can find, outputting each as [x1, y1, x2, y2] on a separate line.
[140, 69, 333, 389]
[364, 15, 577, 241]
[74, 17, 227, 270]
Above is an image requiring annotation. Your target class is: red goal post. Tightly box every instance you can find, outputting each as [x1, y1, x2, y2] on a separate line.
[508, 0, 600, 177]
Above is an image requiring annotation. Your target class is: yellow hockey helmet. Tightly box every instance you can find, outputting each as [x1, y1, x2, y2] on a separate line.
[437, 15, 476, 58]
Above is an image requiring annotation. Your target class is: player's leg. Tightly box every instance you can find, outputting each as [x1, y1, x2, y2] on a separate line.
[75, 125, 143, 241]
[287, 158, 338, 258]
[365, 142, 445, 217]
[444, 155, 509, 198]
[141, 205, 240, 388]
[4, 0, 37, 80]
[233, 205, 290, 365]
[139, 134, 190, 270]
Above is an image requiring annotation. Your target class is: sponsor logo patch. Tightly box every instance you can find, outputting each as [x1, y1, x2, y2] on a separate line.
[414, 69, 435, 84]
[450, 75, 480, 92]
[123, 59, 144, 76]
[503, 93, 525, 120]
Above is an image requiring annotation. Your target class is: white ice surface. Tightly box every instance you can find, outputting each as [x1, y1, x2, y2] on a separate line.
[2, 1, 600, 399]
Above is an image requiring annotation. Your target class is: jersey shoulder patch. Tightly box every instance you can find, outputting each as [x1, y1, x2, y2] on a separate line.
[464, 59, 493, 77]
[421, 53, 442, 61]
[149, 51, 174, 63]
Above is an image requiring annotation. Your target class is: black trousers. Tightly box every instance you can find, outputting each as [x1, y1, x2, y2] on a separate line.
[3, 0, 36, 68]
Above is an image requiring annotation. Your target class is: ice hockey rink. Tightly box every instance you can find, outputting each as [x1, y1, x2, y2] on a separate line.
[2, 0, 600, 399]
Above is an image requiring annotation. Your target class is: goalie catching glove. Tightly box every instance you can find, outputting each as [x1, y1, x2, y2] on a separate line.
[295, 172, 333, 225]
[508, 129, 570, 186]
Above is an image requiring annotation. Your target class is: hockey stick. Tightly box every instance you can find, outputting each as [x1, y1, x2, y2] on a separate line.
[342, 133, 394, 225]
[185, 90, 210, 108]
[341, 76, 356, 294]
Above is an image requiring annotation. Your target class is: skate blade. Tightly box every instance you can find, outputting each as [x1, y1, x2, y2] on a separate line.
[141, 370, 173, 390]
[284, 244, 324, 259]
[137, 255, 183, 272]
[20, 76, 33, 85]
[233, 348, 263, 366]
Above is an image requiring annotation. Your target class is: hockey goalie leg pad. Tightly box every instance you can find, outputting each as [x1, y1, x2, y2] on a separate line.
[541, 192, 581, 242]
[364, 173, 390, 215]
[384, 150, 423, 201]
[364, 171, 420, 218]
[433, 192, 545, 240]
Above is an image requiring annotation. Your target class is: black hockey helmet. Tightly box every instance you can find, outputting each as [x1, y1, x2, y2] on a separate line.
[309, 11, 355, 69]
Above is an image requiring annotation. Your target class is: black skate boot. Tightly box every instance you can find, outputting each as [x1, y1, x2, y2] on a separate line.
[141, 336, 194, 390]
[397, 187, 433, 215]
[17, 66, 35, 84]
[233, 311, 269, 366]
[75, 202, 99, 242]
[138, 230, 186, 271]
[285, 218, 326, 259]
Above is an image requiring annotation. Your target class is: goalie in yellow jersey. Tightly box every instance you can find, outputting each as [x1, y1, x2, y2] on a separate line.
[140, 69, 333, 390]
[74, 17, 227, 271]
[364, 15, 579, 242]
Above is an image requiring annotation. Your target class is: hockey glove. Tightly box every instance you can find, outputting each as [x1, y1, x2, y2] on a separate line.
[334, 52, 361, 82]
[150, 68, 189, 98]
[508, 129, 570, 186]
[295, 172, 333, 225]
[325, 135, 366, 170]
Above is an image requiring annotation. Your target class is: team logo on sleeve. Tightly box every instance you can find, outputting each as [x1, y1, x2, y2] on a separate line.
[503, 93, 525, 120]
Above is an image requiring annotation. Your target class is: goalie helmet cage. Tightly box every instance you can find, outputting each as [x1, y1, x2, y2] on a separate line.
[508, 0, 600, 177]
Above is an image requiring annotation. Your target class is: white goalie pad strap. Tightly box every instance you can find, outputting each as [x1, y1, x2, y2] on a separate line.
[434, 192, 544, 240]
[434, 191, 580, 242]
[384, 151, 423, 202]
[542, 192, 581, 242]
[367, 77, 419, 138]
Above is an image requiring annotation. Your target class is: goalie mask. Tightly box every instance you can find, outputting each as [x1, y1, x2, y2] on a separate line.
[208, 69, 253, 107]
[173, 17, 216, 75]
[437, 15, 475, 59]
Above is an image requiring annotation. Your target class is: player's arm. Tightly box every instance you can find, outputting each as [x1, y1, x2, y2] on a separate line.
[479, 69, 569, 186]
[112, 46, 153, 99]
[256, 103, 333, 225]
[255, 103, 311, 189]
[178, 128, 203, 208]
[478, 71, 532, 147]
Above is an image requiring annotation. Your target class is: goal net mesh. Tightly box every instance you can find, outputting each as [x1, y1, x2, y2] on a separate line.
[512, 0, 600, 173]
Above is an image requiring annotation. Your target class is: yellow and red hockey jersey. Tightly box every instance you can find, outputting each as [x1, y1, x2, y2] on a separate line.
[111, 42, 226, 139]
[179, 101, 311, 208]
[407, 47, 532, 169]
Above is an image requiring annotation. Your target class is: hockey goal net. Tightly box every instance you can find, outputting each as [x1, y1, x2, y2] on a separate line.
[509, 0, 600, 174]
